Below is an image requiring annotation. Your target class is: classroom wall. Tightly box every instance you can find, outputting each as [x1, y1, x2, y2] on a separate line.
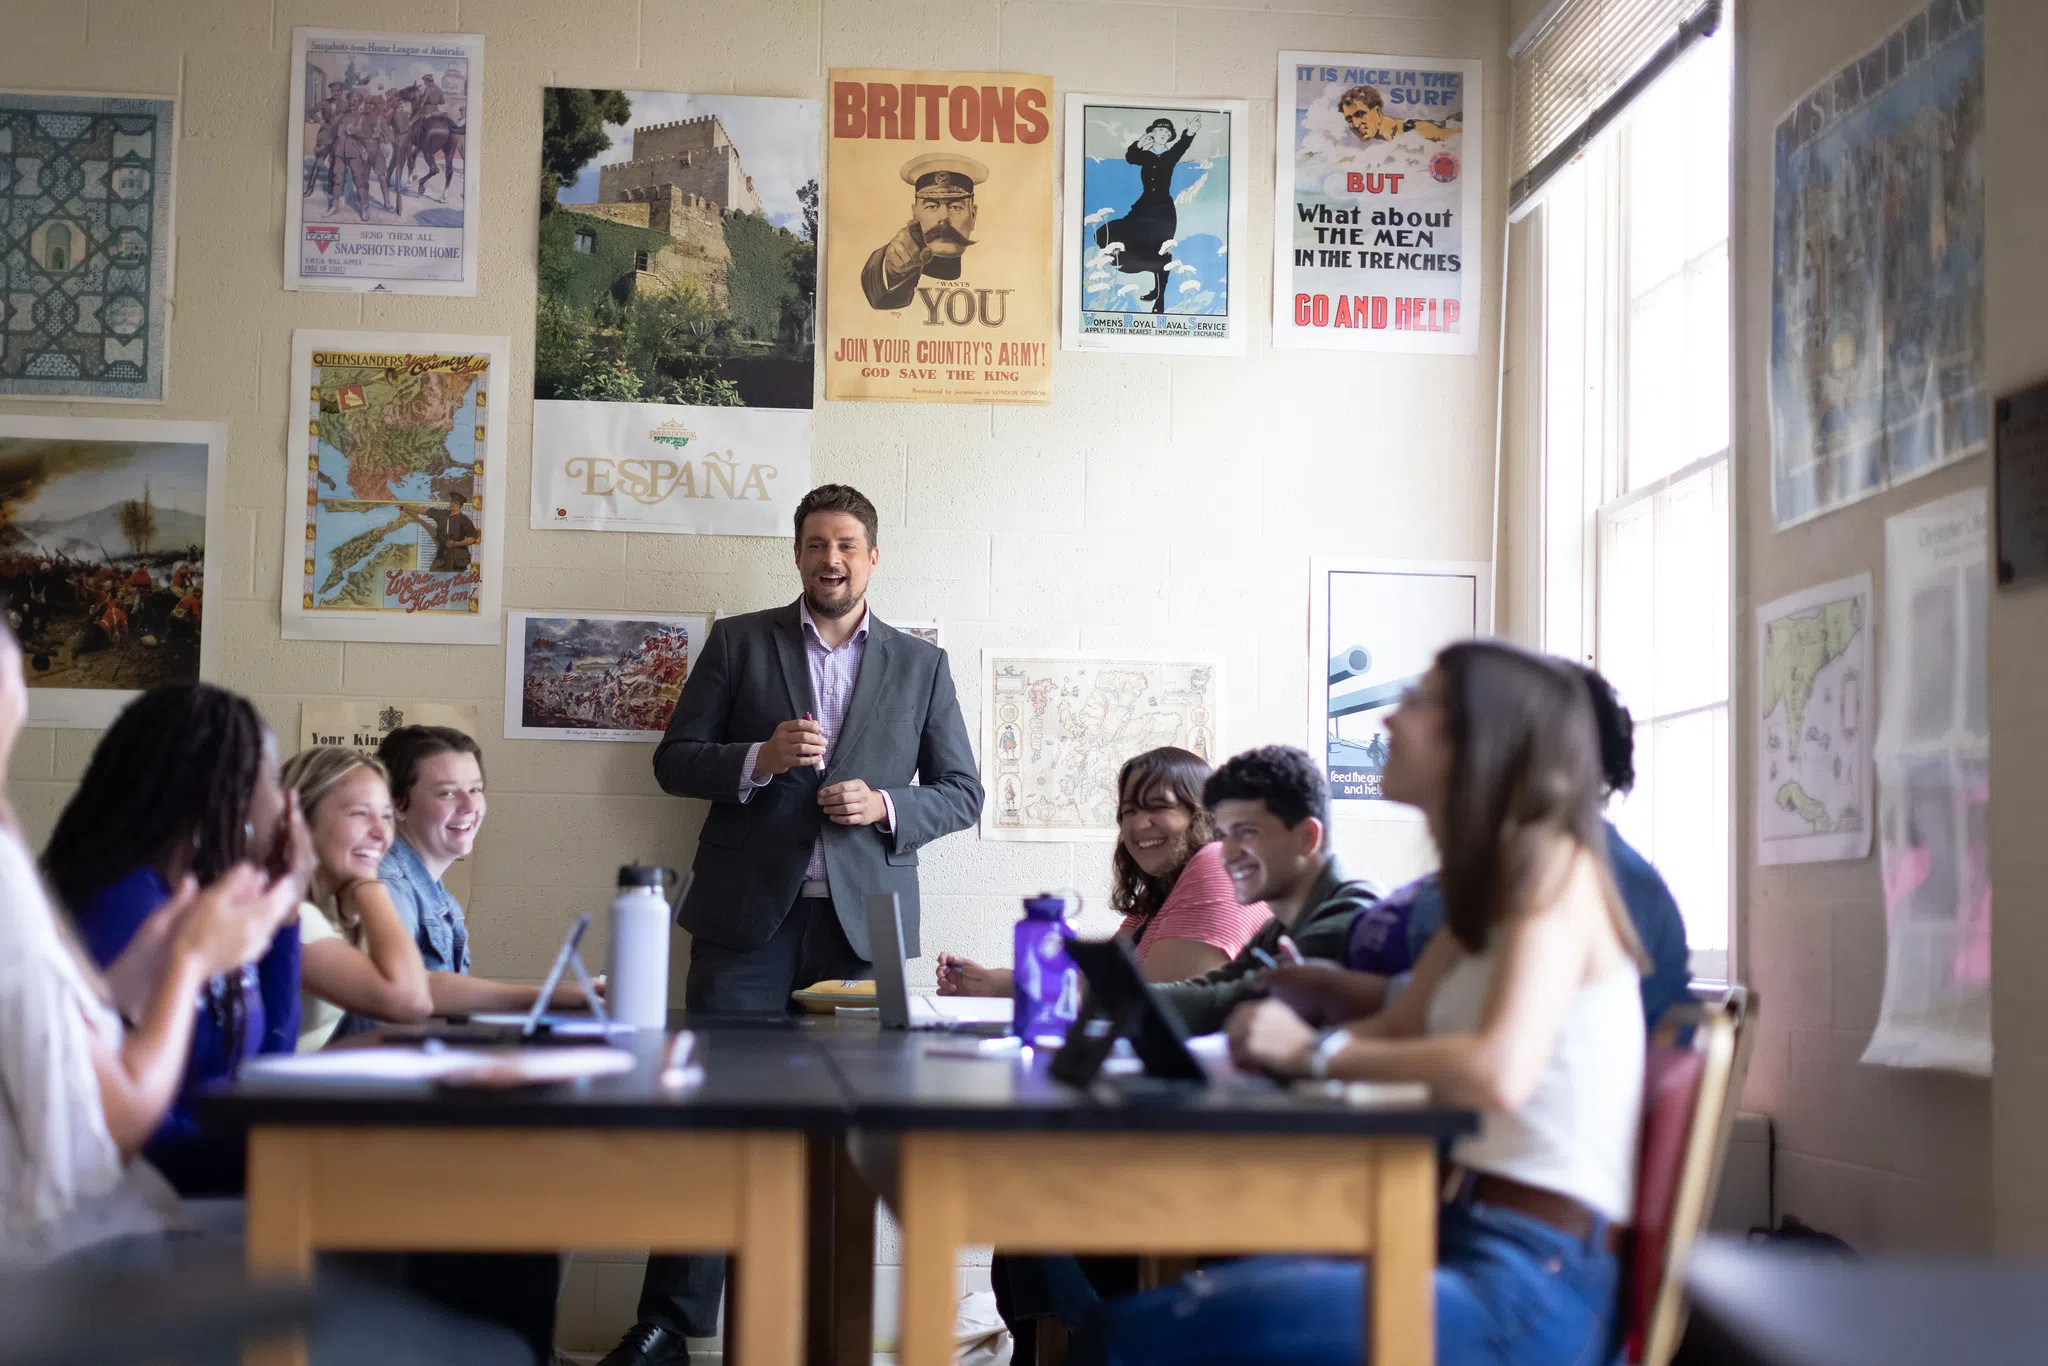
[1729, 0, 1994, 1252]
[0, 0, 1508, 987]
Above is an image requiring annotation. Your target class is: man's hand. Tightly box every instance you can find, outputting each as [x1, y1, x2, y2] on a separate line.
[755, 718, 827, 776]
[1258, 962, 1392, 1028]
[1226, 998, 1317, 1079]
[879, 221, 932, 280]
[819, 779, 887, 827]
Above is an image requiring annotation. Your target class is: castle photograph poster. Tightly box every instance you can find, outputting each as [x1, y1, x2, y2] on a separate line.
[824, 69, 1056, 405]
[285, 29, 484, 295]
[530, 91, 816, 537]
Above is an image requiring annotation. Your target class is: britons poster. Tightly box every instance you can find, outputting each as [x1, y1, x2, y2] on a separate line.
[505, 610, 710, 743]
[0, 416, 226, 728]
[531, 91, 815, 536]
[1062, 95, 1248, 355]
[281, 330, 508, 645]
[286, 29, 483, 294]
[1274, 51, 1483, 354]
[825, 69, 1055, 404]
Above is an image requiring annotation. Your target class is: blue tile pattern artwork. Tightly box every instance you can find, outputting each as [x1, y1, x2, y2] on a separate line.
[0, 92, 175, 401]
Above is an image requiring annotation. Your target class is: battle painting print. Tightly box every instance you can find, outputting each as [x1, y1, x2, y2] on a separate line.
[532, 91, 816, 537]
[825, 69, 1056, 404]
[1274, 51, 1483, 354]
[0, 416, 226, 728]
[281, 330, 508, 645]
[0, 91, 175, 401]
[1062, 95, 1248, 355]
[286, 29, 483, 294]
[505, 610, 710, 742]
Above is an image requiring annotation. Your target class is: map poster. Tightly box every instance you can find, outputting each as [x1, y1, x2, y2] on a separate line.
[531, 91, 817, 536]
[982, 651, 1222, 842]
[824, 69, 1056, 405]
[0, 90, 175, 402]
[1307, 558, 1489, 818]
[286, 29, 483, 295]
[1756, 572, 1874, 866]
[1274, 51, 1483, 355]
[281, 330, 508, 645]
[0, 416, 226, 729]
[505, 610, 709, 743]
[1768, 0, 1986, 529]
[1061, 94, 1249, 356]
[1866, 488, 1990, 1074]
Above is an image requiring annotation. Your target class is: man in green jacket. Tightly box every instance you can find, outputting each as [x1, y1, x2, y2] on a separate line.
[1157, 744, 1380, 1035]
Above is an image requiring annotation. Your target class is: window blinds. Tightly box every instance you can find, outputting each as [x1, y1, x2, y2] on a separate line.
[1508, 0, 1722, 219]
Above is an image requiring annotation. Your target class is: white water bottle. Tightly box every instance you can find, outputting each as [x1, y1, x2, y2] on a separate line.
[606, 864, 675, 1031]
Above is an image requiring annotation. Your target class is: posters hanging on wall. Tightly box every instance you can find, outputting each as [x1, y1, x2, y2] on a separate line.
[893, 619, 941, 647]
[1755, 572, 1874, 865]
[281, 330, 508, 645]
[285, 29, 483, 295]
[1306, 559, 1489, 817]
[824, 69, 1056, 404]
[982, 652, 1221, 841]
[505, 610, 709, 742]
[0, 90, 175, 401]
[1273, 51, 1483, 354]
[1768, 0, 1986, 529]
[0, 416, 225, 728]
[1061, 94, 1248, 355]
[531, 91, 817, 537]
[300, 697, 481, 754]
[1866, 488, 1990, 1075]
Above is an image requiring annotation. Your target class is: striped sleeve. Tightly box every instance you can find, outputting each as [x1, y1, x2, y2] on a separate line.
[1135, 842, 1272, 960]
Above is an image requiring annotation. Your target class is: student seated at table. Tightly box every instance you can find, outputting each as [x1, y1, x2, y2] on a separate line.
[42, 682, 316, 1197]
[280, 747, 432, 1052]
[936, 746, 1271, 994]
[1073, 641, 1648, 1366]
[0, 627, 532, 1364]
[1263, 660, 1691, 1035]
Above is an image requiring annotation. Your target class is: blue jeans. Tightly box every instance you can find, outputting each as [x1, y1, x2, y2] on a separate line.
[1071, 1199, 1622, 1366]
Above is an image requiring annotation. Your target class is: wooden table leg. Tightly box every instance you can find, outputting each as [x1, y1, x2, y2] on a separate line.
[807, 1133, 876, 1366]
[1369, 1139, 1437, 1366]
[243, 1130, 313, 1366]
[895, 1134, 966, 1366]
[732, 1133, 807, 1366]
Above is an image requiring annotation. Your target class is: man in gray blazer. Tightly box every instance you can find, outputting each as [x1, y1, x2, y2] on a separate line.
[603, 483, 981, 1366]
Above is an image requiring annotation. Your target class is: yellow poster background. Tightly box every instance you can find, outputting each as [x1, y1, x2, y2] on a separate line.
[825, 69, 1055, 405]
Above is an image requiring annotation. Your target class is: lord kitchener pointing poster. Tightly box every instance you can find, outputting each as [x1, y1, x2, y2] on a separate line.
[826, 70, 1055, 404]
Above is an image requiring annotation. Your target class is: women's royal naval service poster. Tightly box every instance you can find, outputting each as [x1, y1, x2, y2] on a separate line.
[1062, 95, 1248, 355]
[1274, 51, 1482, 354]
[286, 29, 483, 295]
[281, 330, 508, 645]
[825, 70, 1056, 404]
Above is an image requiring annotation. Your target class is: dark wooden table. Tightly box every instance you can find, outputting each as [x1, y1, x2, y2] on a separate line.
[813, 1024, 1479, 1366]
[0, 1258, 319, 1366]
[1685, 1236, 2048, 1366]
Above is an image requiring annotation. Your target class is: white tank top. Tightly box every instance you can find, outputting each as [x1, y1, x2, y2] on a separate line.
[1426, 938, 1646, 1224]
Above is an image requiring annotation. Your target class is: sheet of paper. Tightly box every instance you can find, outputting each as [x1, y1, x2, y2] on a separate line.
[911, 994, 1014, 1025]
[243, 1048, 492, 1081]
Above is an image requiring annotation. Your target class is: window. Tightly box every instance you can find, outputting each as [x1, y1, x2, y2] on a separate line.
[1538, 31, 1732, 980]
[634, 249, 651, 271]
[573, 228, 595, 254]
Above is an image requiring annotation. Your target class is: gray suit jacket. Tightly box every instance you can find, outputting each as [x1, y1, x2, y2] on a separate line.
[652, 600, 982, 958]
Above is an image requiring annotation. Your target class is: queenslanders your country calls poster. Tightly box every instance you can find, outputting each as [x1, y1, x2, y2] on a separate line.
[825, 70, 1056, 404]
[1275, 51, 1483, 355]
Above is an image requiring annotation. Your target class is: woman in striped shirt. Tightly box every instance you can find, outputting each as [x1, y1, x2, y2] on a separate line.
[938, 746, 1271, 992]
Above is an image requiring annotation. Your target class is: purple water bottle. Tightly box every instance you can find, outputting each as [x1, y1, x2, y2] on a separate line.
[1013, 893, 1080, 1043]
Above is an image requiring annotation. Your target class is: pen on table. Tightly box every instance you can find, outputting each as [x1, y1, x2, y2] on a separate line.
[1276, 935, 1305, 966]
[1248, 947, 1279, 970]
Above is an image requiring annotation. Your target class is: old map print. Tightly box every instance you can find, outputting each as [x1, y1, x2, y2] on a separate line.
[983, 652, 1222, 841]
[1757, 572, 1873, 865]
[0, 91, 175, 401]
[281, 330, 507, 644]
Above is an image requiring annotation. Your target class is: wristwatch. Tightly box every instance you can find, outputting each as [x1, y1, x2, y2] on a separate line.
[1308, 1026, 1353, 1081]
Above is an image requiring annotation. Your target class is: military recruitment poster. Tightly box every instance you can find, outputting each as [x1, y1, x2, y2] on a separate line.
[285, 29, 483, 295]
[530, 91, 816, 537]
[1274, 51, 1483, 355]
[1062, 95, 1248, 356]
[824, 69, 1056, 404]
[281, 330, 508, 645]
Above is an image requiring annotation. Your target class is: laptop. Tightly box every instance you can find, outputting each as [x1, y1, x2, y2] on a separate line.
[382, 913, 628, 1046]
[866, 892, 1014, 1033]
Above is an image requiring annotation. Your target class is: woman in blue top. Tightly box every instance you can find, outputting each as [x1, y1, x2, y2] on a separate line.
[42, 683, 313, 1196]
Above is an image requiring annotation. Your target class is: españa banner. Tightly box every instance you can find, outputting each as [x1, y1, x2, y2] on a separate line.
[825, 69, 1056, 404]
